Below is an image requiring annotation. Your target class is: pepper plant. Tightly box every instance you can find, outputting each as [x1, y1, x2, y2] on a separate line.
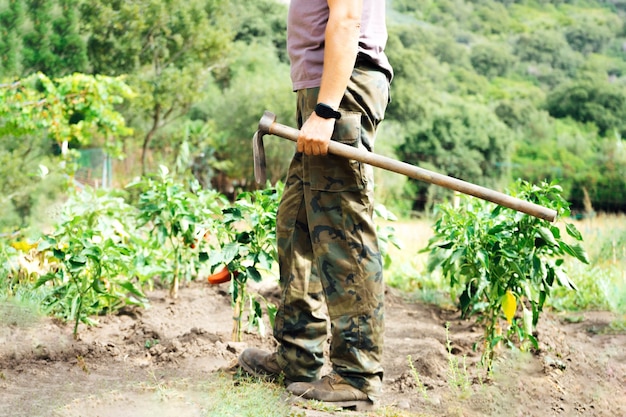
[130, 166, 226, 298]
[204, 184, 282, 342]
[424, 180, 589, 367]
[35, 187, 147, 338]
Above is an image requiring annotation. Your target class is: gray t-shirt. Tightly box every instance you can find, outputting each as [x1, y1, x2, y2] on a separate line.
[287, 0, 393, 91]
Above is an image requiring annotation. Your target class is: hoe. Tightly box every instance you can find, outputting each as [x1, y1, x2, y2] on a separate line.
[252, 111, 557, 222]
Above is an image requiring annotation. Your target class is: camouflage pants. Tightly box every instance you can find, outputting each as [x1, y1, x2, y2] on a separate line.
[273, 65, 390, 401]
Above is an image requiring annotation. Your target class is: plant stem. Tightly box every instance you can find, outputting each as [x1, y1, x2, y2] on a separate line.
[232, 280, 246, 342]
[73, 296, 83, 339]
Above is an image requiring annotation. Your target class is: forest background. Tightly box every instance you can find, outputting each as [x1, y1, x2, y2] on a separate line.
[1, 0, 626, 233]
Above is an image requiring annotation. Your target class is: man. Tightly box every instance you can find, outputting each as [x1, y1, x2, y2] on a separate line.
[239, 0, 392, 411]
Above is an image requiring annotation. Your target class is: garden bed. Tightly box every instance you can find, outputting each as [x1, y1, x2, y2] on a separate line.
[1, 279, 624, 416]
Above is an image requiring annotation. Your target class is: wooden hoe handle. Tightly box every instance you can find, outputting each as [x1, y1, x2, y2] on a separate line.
[254, 111, 557, 222]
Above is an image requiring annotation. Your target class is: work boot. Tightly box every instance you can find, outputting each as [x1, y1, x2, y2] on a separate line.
[287, 372, 376, 411]
[238, 348, 286, 383]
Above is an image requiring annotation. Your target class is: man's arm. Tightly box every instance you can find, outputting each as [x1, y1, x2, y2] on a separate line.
[297, 0, 363, 156]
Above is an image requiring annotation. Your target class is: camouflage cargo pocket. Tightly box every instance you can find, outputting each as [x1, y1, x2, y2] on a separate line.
[309, 111, 365, 192]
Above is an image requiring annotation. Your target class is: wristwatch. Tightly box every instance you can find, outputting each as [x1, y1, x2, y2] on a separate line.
[314, 103, 342, 120]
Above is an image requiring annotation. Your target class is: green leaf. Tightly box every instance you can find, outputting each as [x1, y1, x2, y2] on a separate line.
[565, 223, 583, 241]
[510, 261, 524, 279]
[237, 231, 253, 244]
[426, 249, 449, 272]
[490, 336, 503, 348]
[82, 246, 102, 260]
[558, 241, 590, 264]
[537, 227, 558, 247]
[69, 255, 88, 272]
[52, 248, 66, 260]
[266, 302, 277, 328]
[256, 250, 274, 271]
[221, 242, 241, 264]
[450, 248, 465, 266]
[120, 281, 147, 300]
[92, 279, 107, 294]
[37, 237, 55, 251]
[34, 273, 56, 288]
[538, 291, 547, 311]
[476, 249, 489, 270]
[549, 225, 561, 239]
[436, 241, 455, 250]
[246, 266, 262, 283]
[554, 268, 577, 291]
[70, 294, 80, 322]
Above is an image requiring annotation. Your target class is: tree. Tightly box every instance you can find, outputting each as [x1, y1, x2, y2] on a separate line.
[565, 19, 614, 55]
[200, 42, 294, 188]
[470, 43, 515, 79]
[20, 0, 87, 77]
[514, 30, 583, 72]
[545, 78, 626, 136]
[396, 99, 514, 210]
[50, 0, 88, 75]
[81, 0, 233, 174]
[0, 0, 25, 78]
[0, 73, 133, 228]
[21, 0, 56, 75]
[229, 0, 288, 65]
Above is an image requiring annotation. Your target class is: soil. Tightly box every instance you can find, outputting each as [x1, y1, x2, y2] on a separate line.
[1, 278, 625, 417]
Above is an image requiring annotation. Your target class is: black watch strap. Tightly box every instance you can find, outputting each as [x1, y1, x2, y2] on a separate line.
[314, 103, 341, 120]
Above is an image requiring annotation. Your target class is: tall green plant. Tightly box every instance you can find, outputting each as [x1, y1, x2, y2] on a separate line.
[35, 187, 147, 337]
[130, 166, 226, 298]
[424, 180, 589, 367]
[205, 184, 282, 342]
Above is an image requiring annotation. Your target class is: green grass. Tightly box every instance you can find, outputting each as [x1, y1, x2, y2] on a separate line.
[200, 374, 298, 417]
[549, 214, 626, 315]
[199, 373, 430, 417]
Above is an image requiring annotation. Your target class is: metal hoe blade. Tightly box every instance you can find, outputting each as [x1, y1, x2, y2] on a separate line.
[252, 130, 267, 185]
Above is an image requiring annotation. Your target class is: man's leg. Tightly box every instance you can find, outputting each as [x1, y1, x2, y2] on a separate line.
[289, 67, 389, 403]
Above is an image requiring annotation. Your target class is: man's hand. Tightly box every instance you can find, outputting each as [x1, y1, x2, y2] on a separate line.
[297, 113, 336, 155]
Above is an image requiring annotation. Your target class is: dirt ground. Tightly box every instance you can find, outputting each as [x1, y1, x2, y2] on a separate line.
[1, 278, 625, 417]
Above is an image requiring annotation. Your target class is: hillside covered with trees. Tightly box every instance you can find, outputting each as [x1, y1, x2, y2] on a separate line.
[2, 0, 626, 231]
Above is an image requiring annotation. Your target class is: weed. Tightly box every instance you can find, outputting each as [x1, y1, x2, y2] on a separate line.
[445, 323, 471, 399]
[138, 371, 190, 402]
[201, 373, 294, 417]
[144, 339, 160, 349]
[607, 317, 626, 333]
[76, 355, 89, 374]
[407, 355, 429, 400]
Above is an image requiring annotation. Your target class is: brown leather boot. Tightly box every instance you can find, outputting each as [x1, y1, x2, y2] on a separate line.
[286, 372, 376, 411]
[238, 348, 286, 383]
